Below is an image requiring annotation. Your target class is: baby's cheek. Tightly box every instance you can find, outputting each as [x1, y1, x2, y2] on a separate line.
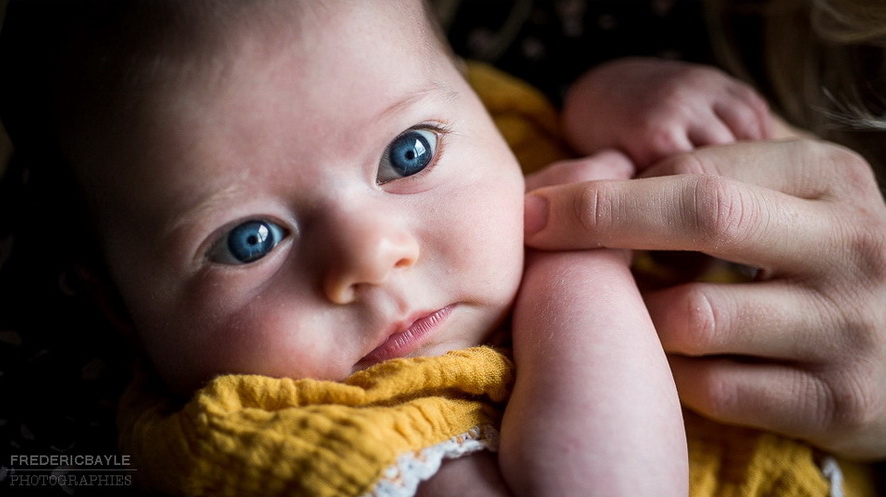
[192, 306, 300, 376]
[132, 294, 281, 393]
[446, 186, 523, 296]
[197, 299, 356, 382]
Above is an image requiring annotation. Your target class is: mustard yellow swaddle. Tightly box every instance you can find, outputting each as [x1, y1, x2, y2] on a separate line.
[119, 347, 512, 497]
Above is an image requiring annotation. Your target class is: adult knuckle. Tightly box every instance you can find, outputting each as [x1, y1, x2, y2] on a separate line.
[819, 200, 886, 286]
[801, 300, 886, 440]
[767, 371, 870, 444]
[806, 141, 878, 197]
[846, 226, 886, 282]
[819, 365, 884, 440]
[572, 184, 611, 237]
[809, 147, 886, 283]
[812, 290, 883, 374]
[687, 175, 756, 245]
[838, 152, 877, 193]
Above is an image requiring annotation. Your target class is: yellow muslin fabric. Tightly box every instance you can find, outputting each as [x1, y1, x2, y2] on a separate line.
[119, 347, 512, 497]
[684, 410, 876, 497]
[118, 61, 878, 497]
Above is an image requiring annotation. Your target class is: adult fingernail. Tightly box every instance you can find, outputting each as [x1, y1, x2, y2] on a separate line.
[524, 194, 548, 236]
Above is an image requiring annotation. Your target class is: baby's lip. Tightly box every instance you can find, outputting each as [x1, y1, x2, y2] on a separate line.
[357, 304, 455, 367]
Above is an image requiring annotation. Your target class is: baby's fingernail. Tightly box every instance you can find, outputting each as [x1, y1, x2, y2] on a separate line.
[524, 195, 548, 236]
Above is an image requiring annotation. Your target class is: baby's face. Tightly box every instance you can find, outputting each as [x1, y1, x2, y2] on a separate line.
[77, 1, 525, 393]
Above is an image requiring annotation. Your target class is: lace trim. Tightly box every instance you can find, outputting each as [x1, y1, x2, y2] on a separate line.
[362, 425, 500, 497]
[819, 456, 845, 497]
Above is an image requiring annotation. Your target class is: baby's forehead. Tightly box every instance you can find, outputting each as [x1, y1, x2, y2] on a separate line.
[2, 0, 439, 146]
[55, 0, 449, 178]
[72, 1, 453, 181]
[102, 1, 437, 100]
[53, 3, 304, 145]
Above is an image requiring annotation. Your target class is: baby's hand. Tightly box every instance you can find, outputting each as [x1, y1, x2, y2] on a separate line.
[525, 149, 635, 191]
[562, 57, 771, 168]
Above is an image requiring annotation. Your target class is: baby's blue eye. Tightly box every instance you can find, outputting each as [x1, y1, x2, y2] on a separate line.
[208, 220, 287, 265]
[378, 128, 438, 183]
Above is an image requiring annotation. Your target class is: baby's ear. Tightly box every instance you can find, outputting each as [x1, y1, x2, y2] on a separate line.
[69, 261, 138, 342]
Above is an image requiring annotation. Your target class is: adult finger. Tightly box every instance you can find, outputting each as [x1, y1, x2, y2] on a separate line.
[646, 281, 835, 361]
[524, 173, 835, 272]
[668, 355, 831, 444]
[525, 140, 878, 264]
[640, 139, 872, 200]
[669, 354, 886, 459]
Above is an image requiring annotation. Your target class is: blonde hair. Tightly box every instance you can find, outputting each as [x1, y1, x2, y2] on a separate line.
[812, 0, 886, 44]
[708, 0, 886, 177]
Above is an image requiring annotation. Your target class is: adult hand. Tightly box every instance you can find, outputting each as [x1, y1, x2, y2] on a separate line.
[524, 139, 886, 461]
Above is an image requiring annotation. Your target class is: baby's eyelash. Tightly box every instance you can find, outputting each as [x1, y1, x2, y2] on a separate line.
[406, 122, 451, 143]
[377, 123, 450, 185]
[422, 122, 451, 135]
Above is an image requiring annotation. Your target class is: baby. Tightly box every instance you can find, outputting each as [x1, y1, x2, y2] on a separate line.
[0, 0, 771, 495]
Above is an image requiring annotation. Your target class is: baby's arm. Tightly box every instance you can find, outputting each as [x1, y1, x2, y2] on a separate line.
[417, 452, 515, 497]
[500, 251, 687, 496]
[562, 57, 772, 168]
[498, 152, 687, 496]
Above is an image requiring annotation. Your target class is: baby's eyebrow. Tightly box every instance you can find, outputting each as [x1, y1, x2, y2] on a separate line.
[376, 80, 457, 122]
[157, 82, 458, 249]
[160, 180, 249, 245]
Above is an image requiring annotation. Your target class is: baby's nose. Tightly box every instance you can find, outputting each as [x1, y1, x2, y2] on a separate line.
[321, 214, 420, 305]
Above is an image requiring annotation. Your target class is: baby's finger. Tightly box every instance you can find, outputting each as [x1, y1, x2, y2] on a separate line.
[647, 281, 831, 361]
[627, 127, 694, 169]
[687, 116, 735, 148]
[524, 150, 634, 191]
[713, 99, 770, 142]
[727, 81, 770, 139]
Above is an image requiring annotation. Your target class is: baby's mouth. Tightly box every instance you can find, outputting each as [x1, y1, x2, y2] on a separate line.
[357, 305, 455, 367]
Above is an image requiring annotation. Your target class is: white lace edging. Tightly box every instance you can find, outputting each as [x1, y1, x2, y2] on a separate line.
[819, 456, 845, 497]
[362, 425, 500, 497]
